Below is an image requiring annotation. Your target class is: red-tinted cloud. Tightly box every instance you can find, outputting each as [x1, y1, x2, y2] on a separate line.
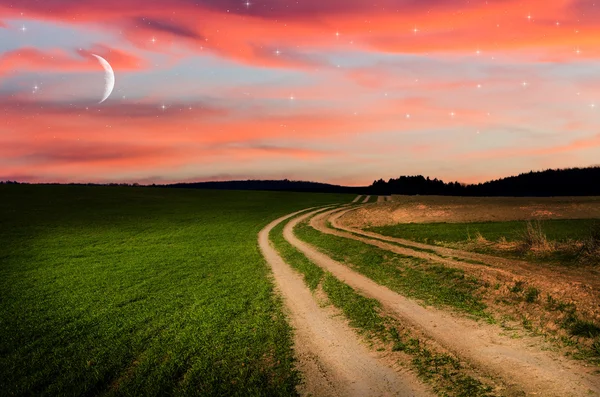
[3, 0, 600, 68]
[461, 134, 600, 161]
[0, 46, 145, 76]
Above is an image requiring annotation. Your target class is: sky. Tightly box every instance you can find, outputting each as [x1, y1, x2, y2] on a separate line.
[1, 0, 600, 185]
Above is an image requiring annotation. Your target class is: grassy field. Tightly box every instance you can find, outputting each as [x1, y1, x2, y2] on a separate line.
[0, 185, 349, 396]
[369, 219, 598, 244]
[368, 219, 599, 265]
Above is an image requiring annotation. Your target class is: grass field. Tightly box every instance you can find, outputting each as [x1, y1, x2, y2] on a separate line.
[0, 185, 349, 396]
[369, 219, 598, 244]
[368, 219, 599, 265]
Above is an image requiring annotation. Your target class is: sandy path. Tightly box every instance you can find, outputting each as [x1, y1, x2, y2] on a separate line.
[386, 196, 392, 202]
[362, 195, 371, 203]
[330, 207, 600, 292]
[377, 196, 385, 203]
[285, 209, 600, 397]
[351, 195, 362, 203]
[259, 209, 433, 397]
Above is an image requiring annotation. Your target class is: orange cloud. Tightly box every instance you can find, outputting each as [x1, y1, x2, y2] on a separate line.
[3, 0, 600, 68]
[461, 134, 600, 161]
[0, 46, 146, 76]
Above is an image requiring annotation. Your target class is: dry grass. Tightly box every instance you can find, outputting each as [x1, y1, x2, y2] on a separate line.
[518, 220, 554, 253]
[579, 222, 600, 264]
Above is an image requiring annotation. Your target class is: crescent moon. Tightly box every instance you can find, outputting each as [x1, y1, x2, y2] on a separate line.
[91, 54, 115, 104]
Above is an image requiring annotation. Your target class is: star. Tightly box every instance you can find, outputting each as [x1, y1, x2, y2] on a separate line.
[335, 31, 340, 38]
[590, 103, 596, 109]
[477, 84, 482, 89]
[289, 95, 295, 101]
[244, 1, 251, 7]
[406, 114, 411, 118]
[150, 36, 157, 44]
[412, 26, 419, 34]
[274, 49, 281, 56]
[575, 48, 581, 55]
[522, 81, 528, 87]
[20, 24, 27, 32]
[450, 112, 456, 118]
[161, 104, 166, 111]
[476, 49, 481, 55]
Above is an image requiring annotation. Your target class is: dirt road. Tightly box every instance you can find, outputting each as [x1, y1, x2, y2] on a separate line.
[351, 195, 362, 203]
[326, 206, 600, 317]
[362, 195, 371, 203]
[258, 208, 433, 397]
[284, 208, 600, 397]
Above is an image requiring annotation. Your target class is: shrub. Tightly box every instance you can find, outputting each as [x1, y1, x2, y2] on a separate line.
[509, 281, 525, 294]
[570, 319, 600, 338]
[579, 222, 600, 265]
[525, 287, 540, 303]
[520, 220, 553, 252]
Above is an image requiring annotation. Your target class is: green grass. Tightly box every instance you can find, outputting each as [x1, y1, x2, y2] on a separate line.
[389, 329, 494, 397]
[270, 216, 494, 396]
[295, 222, 489, 319]
[369, 219, 599, 265]
[369, 219, 598, 244]
[270, 220, 325, 291]
[270, 214, 385, 335]
[0, 185, 350, 396]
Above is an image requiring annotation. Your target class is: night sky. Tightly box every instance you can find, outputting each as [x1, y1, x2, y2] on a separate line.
[1, 0, 599, 185]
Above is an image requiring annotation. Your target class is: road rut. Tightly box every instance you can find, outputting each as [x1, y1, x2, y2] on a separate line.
[259, 208, 432, 397]
[285, 208, 600, 397]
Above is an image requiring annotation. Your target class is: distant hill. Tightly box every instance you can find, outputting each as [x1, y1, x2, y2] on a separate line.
[165, 179, 365, 194]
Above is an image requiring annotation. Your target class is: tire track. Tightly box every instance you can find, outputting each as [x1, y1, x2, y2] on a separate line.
[259, 208, 433, 397]
[328, 206, 600, 292]
[351, 195, 362, 203]
[284, 209, 600, 397]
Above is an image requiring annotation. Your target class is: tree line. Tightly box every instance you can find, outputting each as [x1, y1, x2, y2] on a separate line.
[370, 167, 600, 196]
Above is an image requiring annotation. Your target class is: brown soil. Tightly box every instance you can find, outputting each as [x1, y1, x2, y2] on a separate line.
[258, 209, 433, 397]
[378, 196, 386, 203]
[286, 208, 600, 397]
[343, 195, 600, 227]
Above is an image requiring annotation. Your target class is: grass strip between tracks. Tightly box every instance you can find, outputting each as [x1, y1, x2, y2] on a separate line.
[270, 215, 496, 397]
[296, 220, 491, 321]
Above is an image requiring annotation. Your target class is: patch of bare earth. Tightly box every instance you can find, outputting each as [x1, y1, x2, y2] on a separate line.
[258, 210, 433, 397]
[295, 208, 600, 396]
[343, 195, 600, 227]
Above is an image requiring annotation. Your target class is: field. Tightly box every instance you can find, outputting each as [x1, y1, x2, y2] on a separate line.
[3, 188, 600, 396]
[0, 185, 348, 396]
